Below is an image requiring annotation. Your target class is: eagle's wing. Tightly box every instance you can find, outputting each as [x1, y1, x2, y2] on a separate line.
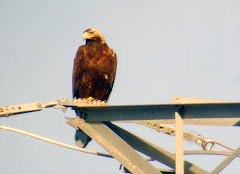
[72, 46, 84, 99]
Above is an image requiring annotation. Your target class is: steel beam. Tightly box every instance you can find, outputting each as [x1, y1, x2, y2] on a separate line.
[137, 118, 240, 126]
[84, 104, 177, 122]
[66, 117, 161, 174]
[106, 122, 209, 174]
[175, 110, 184, 174]
[59, 97, 240, 126]
[62, 103, 240, 126]
[172, 96, 231, 104]
[211, 145, 240, 174]
[0, 101, 57, 117]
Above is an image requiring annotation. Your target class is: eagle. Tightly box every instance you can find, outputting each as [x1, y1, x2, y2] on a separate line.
[72, 28, 117, 147]
[73, 28, 117, 103]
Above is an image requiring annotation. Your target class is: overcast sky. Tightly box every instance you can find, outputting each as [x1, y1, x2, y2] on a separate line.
[0, 1, 240, 173]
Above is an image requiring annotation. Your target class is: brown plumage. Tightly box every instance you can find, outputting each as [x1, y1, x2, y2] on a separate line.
[72, 28, 117, 102]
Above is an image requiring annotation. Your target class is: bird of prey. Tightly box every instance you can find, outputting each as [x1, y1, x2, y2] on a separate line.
[73, 28, 117, 103]
[72, 28, 117, 147]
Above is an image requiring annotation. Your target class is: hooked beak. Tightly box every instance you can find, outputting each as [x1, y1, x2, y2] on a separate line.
[83, 32, 90, 40]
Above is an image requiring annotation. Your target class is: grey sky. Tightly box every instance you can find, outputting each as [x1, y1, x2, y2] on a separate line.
[0, 1, 240, 173]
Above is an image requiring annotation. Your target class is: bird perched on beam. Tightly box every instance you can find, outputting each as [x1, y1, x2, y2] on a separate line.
[73, 28, 117, 103]
[72, 28, 117, 147]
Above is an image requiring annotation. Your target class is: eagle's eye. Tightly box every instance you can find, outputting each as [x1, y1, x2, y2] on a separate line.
[89, 31, 94, 34]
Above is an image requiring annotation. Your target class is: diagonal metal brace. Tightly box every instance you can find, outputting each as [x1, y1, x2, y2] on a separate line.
[66, 117, 161, 174]
[141, 123, 215, 151]
[105, 122, 209, 174]
[211, 145, 240, 174]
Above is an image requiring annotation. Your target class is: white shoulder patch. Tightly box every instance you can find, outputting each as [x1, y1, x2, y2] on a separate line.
[112, 49, 116, 56]
[104, 74, 108, 79]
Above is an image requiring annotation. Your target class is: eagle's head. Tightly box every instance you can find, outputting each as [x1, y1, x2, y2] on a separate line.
[83, 28, 106, 44]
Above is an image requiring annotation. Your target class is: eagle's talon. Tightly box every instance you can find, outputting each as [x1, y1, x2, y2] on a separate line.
[86, 97, 95, 103]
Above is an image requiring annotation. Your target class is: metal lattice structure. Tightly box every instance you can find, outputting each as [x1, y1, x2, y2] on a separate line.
[1, 96, 240, 174]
